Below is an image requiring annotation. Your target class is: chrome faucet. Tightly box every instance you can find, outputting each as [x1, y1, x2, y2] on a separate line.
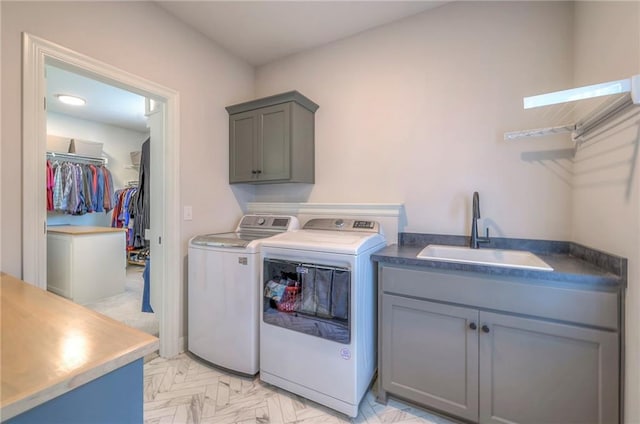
[470, 191, 490, 249]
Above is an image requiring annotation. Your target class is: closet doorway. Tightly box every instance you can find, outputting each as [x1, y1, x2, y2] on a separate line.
[22, 33, 181, 357]
[45, 63, 157, 336]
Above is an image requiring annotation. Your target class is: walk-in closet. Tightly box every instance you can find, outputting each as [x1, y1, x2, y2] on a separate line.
[45, 64, 158, 337]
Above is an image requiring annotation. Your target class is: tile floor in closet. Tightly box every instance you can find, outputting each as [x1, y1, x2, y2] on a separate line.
[83, 265, 158, 336]
[143, 353, 457, 424]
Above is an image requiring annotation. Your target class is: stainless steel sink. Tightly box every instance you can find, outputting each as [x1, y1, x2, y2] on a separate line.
[416, 244, 553, 271]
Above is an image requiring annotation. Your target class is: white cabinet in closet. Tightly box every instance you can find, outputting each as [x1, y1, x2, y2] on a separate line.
[46, 226, 126, 304]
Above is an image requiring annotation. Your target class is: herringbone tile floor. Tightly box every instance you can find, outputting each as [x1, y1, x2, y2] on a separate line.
[143, 353, 456, 424]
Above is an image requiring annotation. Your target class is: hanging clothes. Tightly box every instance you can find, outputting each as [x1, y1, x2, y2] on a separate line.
[142, 258, 154, 313]
[47, 160, 114, 216]
[95, 166, 104, 213]
[46, 160, 54, 211]
[81, 165, 92, 213]
[112, 186, 138, 247]
[133, 138, 150, 248]
[89, 164, 98, 212]
[52, 161, 64, 211]
[102, 167, 115, 211]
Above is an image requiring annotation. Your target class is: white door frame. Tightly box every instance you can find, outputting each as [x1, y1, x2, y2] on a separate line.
[22, 33, 181, 357]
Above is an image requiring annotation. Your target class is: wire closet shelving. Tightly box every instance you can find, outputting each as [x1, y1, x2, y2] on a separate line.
[504, 74, 640, 143]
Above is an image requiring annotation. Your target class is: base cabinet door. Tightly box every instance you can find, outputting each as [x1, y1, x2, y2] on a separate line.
[382, 294, 479, 422]
[479, 311, 619, 424]
[46, 234, 72, 298]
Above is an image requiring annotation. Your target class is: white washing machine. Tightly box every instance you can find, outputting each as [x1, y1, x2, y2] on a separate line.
[259, 218, 386, 417]
[188, 214, 299, 375]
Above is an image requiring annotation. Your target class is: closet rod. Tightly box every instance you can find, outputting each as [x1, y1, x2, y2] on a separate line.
[47, 151, 108, 165]
[300, 263, 351, 273]
[264, 258, 351, 273]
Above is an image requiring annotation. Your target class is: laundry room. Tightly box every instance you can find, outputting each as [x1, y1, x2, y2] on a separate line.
[1, 1, 639, 424]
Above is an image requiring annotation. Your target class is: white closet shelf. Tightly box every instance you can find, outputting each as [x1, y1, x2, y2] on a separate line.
[47, 151, 108, 165]
[505, 74, 640, 142]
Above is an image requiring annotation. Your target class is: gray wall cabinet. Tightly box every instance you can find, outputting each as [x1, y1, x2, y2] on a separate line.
[378, 265, 621, 424]
[226, 91, 318, 184]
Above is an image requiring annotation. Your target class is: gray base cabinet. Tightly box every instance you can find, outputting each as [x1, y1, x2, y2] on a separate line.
[226, 91, 318, 184]
[479, 311, 618, 424]
[382, 295, 479, 421]
[378, 265, 621, 424]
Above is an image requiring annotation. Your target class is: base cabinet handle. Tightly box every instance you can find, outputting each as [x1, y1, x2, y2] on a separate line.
[469, 322, 477, 330]
[482, 325, 490, 333]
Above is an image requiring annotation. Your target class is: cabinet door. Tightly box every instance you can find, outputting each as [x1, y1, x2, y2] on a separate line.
[46, 234, 72, 299]
[382, 294, 479, 421]
[257, 103, 290, 181]
[229, 110, 257, 183]
[479, 311, 619, 424]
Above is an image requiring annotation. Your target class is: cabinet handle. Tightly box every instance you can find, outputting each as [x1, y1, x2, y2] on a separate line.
[256, 170, 262, 174]
[251, 170, 257, 174]
[481, 325, 490, 333]
[469, 322, 477, 330]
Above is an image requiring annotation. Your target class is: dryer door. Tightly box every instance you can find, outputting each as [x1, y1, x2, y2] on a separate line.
[262, 258, 351, 344]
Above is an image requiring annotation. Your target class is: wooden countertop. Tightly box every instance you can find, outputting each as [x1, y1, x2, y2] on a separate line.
[47, 225, 126, 235]
[0, 273, 158, 421]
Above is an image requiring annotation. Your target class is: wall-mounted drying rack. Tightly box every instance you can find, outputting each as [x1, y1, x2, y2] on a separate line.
[47, 151, 108, 165]
[505, 74, 639, 142]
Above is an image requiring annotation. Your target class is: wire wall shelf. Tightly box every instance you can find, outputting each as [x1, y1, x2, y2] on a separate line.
[505, 74, 640, 143]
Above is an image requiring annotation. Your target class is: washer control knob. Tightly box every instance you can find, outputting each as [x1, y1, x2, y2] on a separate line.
[257, 217, 266, 225]
[335, 219, 344, 228]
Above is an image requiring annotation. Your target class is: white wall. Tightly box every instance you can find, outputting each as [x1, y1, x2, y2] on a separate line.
[571, 3, 640, 423]
[46, 112, 148, 227]
[255, 1, 575, 240]
[1, 2, 255, 342]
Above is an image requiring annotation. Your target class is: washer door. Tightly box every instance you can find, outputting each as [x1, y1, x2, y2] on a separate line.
[190, 232, 269, 248]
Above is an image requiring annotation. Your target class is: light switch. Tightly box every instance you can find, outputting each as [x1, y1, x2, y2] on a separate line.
[184, 205, 193, 221]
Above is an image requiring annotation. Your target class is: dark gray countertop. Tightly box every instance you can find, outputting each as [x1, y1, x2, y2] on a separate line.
[372, 234, 626, 288]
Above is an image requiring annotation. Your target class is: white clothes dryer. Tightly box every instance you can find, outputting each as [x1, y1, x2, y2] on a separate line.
[259, 218, 386, 417]
[188, 215, 299, 375]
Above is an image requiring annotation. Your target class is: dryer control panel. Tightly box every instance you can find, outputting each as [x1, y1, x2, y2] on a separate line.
[302, 218, 380, 233]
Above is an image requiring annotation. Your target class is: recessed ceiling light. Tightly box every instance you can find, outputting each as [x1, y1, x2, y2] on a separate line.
[55, 94, 86, 106]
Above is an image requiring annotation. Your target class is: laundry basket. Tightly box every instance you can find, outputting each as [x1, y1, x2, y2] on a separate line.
[277, 286, 300, 312]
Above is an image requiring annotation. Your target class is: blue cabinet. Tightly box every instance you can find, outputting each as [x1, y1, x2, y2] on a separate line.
[6, 360, 143, 424]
